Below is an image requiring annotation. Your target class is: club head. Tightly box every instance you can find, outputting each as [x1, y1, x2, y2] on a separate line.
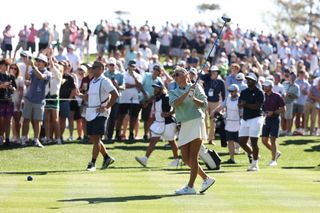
[221, 16, 231, 23]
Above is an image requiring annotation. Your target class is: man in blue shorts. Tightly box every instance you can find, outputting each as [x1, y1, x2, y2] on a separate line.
[261, 80, 285, 167]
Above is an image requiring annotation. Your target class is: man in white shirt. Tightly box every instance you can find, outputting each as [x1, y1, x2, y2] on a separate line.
[79, 61, 119, 171]
[115, 60, 143, 143]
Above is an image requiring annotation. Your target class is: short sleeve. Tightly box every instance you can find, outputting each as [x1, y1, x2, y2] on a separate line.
[168, 90, 179, 107]
[102, 78, 117, 94]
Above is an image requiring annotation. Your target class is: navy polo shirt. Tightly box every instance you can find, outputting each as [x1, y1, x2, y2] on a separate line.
[239, 87, 264, 120]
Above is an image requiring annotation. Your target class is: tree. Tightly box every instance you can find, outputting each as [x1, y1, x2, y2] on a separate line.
[114, 10, 130, 22]
[197, 3, 220, 13]
[273, 0, 320, 35]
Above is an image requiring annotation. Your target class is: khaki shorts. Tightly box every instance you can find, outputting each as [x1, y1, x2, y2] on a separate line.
[22, 98, 45, 121]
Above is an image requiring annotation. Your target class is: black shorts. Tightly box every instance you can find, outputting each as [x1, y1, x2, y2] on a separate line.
[4, 44, 12, 51]
[141, 102, 153, 121]
[225, 130, 239, 142]
[261, 117, 280, 138]
[159, 45, 170, 55]
[70, 100, 81, 120]
[38, 42, 49, 52]
[86, 116, 107, 136]
[118, 103, 141, 118]
[27, 42, 36, 53]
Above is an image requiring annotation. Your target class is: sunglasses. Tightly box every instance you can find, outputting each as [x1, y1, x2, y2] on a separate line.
[35, 59, 44, 63]
[10, 67, 18, 71]
[108, 64, 115, 66]
[228, 90, 237, 93]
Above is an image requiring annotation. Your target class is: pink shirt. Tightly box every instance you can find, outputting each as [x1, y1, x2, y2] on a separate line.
[28, 28, 37, 43]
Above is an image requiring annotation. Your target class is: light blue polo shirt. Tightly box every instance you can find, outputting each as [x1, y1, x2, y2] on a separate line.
[169, 83, 208, 123]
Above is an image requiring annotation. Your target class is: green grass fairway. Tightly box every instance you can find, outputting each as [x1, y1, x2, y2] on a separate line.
[0, 136, 319, 213]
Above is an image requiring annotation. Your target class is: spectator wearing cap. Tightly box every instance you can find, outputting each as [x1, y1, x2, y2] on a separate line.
[261, 80, 285, 167]
[0, 59, 17, 146]
[66, 44, 80, 71]
[293, 70, 310, 133]
[135, 51, 148, 75]
[78, 63, 94, 142]
[21, 54, 52, 147]
[148, 55, 160, 72]
[272, 73, 286, 97]
[78, 60, 119, 171]
[72, 65, 89, 141]
[188, 67, 198, 83]
[282, 72, 300, 136]
[58, 60, 76, 142]
[238, 72, 265, 171]
[43, 49, 63, 145]
[213, 84, 241, 164]
[226, 63, 241, 88]
[139, 65, 163, 141]
[168, 67, 215, 195]
[235, 72, 248, 92]
[17, 51, 32, 79]
[104, 57, 124, 143]
[304, 79, 320, 136]
[55, 46, 67, 62]
[135, 80, 179, 167]
[115, 60, 143, 143]
[200, 65, 226, 144]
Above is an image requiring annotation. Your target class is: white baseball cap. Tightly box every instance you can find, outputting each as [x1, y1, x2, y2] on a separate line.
[245, 73, 258, 82]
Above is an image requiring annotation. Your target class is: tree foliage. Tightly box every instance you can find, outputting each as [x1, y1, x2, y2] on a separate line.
[274, 0, 320, 35]
[197, 3, 220, 13]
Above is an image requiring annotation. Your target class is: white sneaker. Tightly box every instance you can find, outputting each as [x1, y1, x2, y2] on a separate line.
[268, 160, 277, 166]
[67, 137, 73, 142]
[275, 151, 282, 160]
[199, 177, 215, 193]
[168, 159, 180, 167]
[247, 162, 259, 172]
[135, 156, 147, 167]
[175, 185, 196, 195]
[20, 137, 27, 146]
[279, 130, 287, 136]
[34, 139, 44, 148]
[56, 138, 62, 145]
[86, 162, 96, 171]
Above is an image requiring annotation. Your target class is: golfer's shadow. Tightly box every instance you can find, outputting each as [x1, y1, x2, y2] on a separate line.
[59, 194, 179, 204]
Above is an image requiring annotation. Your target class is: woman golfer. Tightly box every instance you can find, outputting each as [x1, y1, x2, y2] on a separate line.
[169, 67, 215, 195]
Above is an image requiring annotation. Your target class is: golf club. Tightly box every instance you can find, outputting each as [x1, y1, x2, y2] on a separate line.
[188, 15, 231, 96]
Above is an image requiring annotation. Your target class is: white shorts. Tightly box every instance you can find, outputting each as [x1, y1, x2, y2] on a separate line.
[239, 116, 264, 138]
[151, 122, 177, 141]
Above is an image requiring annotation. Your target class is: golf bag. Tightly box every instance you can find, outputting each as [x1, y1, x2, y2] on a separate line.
[199, 144, 221, 170]
[213, 112, 227, 147]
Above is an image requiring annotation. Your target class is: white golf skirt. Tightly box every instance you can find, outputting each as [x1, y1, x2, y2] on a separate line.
[178, 117, 207, 147]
